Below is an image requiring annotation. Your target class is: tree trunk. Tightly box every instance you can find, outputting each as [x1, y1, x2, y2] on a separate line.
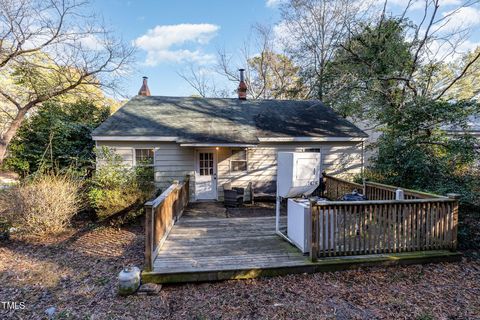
[0, 108, 28, 165]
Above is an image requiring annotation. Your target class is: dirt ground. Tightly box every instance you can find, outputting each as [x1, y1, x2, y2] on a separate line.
[1, 217, 479, 320]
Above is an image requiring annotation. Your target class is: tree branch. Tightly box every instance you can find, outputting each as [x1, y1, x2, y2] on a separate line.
[435, 50, 480, 100]
[0, 89, 22, 110]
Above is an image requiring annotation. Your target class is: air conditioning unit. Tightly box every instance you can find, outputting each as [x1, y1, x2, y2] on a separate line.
[277, 152, 320, 198]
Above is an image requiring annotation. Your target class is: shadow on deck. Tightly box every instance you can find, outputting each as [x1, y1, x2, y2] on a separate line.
[142, 202, 461, 284]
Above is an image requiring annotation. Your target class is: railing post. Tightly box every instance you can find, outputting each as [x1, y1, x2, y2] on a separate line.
[310, 201, 319, 262]
[144, 204, 154, 272]
[447, 193, 461, 251]
[185, 174, 191, 204]
[187, 175, 191, 202]
[172, 180, 179, 220]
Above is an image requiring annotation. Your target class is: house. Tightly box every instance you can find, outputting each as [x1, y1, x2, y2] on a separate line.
[92, 75, 368, 201]
[444, 115, 480, 139]
[357, 115, 480, 167]
[91, 76, 461, 283]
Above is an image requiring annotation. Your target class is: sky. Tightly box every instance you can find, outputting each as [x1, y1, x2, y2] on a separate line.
[90, 0, 282, 98]
[90, 0, 480, 99]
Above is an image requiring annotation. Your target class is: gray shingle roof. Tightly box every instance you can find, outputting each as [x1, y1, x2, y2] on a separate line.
[92, 96, 367, 143]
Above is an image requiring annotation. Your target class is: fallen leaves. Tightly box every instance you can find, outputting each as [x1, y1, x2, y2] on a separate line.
[0, 219, 479, 319]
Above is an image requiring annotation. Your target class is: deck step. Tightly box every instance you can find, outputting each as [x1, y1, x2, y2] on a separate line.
[143, 250, 462, 284]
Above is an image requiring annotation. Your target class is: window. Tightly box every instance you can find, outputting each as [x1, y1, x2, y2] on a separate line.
[134, 148, 154, 183]
[304, 148, 320, 153]
[135, 148, 154, 166]
[230, 149, 247, 173]
[199, 152, 214, 176]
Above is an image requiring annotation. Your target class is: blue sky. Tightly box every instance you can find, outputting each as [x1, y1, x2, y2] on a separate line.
[91, 0, 282, 98]
[90, 0, 480, 99]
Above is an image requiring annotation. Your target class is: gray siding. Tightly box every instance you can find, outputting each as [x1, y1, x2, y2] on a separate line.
[95, 141, 195, 200]
[217, 142, 363, 200]
[96, 141, 363, 201]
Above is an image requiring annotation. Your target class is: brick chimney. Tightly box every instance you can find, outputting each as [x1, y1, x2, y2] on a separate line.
[237, 69, 247, 100]
[138, 76, 151, 96]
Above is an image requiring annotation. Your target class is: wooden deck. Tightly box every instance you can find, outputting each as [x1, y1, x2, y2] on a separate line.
[142, 202, 461, 284]
[152, 215, 303, 272]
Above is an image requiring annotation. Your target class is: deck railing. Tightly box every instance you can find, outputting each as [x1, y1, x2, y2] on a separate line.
[144, 176, 190, 271]
[310, 175, 459, 261]
[323, 174, 445, 200]
[324, 175, 363, 200]
[364, 181, 446, 200]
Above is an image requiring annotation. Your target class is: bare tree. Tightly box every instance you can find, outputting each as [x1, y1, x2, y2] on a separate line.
[178, 65, 211, 97]
[0, 0, 134, 164]
[177, 64, 230, 98]
[331, 0, 480, 137]
[351, 0, 480, 104]
[215, 24, 306, 100]
[216, 24, 272, 99]
[402, 0, 480, 101]
[277, 0, 375, 102]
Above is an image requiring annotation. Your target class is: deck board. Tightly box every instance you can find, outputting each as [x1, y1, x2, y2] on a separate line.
[153, 214, 301, 274]
[145, 202, 461, 284]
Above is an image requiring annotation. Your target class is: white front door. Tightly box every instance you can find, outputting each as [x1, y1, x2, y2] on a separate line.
[195, 149, 217, 200]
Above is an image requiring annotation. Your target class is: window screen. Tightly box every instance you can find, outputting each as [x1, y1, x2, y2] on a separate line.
[230, 149, 247, 173]
[135, 149, 154, 166]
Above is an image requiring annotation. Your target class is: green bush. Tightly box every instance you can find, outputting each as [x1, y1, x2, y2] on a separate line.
[88, 147, 155, 220]
[0, 173, 82, 236]
[4, 100, 110, 176]
[365, 130, 480, 251]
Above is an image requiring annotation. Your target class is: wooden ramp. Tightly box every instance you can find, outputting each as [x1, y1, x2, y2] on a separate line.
[142, 203, 461, 284]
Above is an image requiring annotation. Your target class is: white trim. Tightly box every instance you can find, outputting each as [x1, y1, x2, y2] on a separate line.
[258, 137, 367, 142]
[153, 147, 157, 168]
[229, 148, 248, 174]
[133, 148, 155, 167]
[92, 135, 178, 141]
[180, 143, 257, 147]
[93, 135, 367, 143]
